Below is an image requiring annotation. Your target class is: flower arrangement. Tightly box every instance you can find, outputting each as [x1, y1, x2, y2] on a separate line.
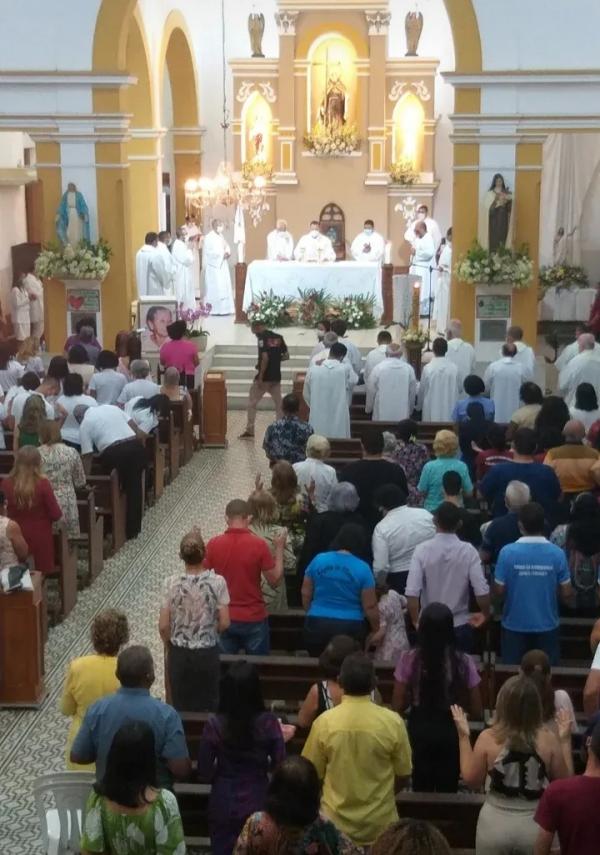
[296, 288, 331, 327]
[389, 157, 419, 186]
[329, 294, 377, 330]
[247, 291, 377, 330]
[179, 303, 212, 338]
[539, 263, 588, 294]
[455, 241, 534, 290]
[246, 291, 294, 327]
[35, 239, 112, 280]
[402, 327, 429, 346]
[241, 160, 273, 182]
[303, 121, 360, 157]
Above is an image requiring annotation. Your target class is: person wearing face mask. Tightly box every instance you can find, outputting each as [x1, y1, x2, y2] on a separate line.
[404, 204, 442, 252]
[267, 219, 294, 261]
[350, 219, 385, 264]
[202, 219, 235, 315]
[294, 220, 336, 263]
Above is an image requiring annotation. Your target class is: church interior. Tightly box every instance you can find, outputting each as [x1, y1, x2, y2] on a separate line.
[1, 0, 600, 852]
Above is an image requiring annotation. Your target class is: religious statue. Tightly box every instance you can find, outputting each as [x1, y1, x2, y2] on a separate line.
[248, 114, 267, 161]
[56, 182, 90, 246]
[319, 70, 346, 129]
[481, 173, 513, 251]
[405, 10, 424, 57]
[553, 226, 577, 265]
[248, 10, 265, 58]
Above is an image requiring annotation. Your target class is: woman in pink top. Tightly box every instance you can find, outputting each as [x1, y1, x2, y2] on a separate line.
[159, 320, 199, 389]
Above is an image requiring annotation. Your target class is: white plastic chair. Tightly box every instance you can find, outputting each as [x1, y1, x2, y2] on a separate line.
[33, 771, 94, 854]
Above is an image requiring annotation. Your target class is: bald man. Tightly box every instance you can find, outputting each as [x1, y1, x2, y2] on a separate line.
[544, 419, 600, 496]
[558, 333, 600, 407]
[267, 219, 294, 261]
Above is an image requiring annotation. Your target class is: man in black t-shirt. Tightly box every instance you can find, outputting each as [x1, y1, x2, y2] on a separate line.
[240, 320, 289, 438]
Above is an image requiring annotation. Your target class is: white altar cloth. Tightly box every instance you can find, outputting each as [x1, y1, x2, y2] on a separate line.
[243, 261, 383, 319]
[538, 287, 595, 322]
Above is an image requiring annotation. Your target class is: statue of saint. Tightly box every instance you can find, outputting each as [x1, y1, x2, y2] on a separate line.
[248, 115, 267, 161]
[248, 12, 265, 58]
[56, 182, 90, 246]
[480, 173, 513, 251]
[319, 71, 346, 129]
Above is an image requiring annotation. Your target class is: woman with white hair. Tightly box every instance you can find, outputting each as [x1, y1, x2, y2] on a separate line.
[293, 434, 337, 513]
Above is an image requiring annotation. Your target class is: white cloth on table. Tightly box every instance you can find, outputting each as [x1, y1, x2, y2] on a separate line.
[243, 261, 384, 320]
[293, 232, 336, 263]
[350, 230, 385, 263]
[12, 390, 55, 425]
[125, 396, 158, 435]
[136, 244, 160, 297]
[417, 356, 461, 422]
[434, 242, 451, 333]
[303, 358, 358, 439]
[56, 393, 97, 445]
[88, 369, 127, 405]
[154, 243, 175, 294]
[446, 338, 476, 393]
[363, 345, 388, 382]
[202, 230, 234, 316]
[484, 357, 526, 423]
[79, 404, 135, 455]
[293, 458, 338, 513]
[267, 230, 294, 261]
[366, 358, 417, 422]
[117, 378, 161, 405]
[558, 350, 600, 407]
[171, 238, 195, 310]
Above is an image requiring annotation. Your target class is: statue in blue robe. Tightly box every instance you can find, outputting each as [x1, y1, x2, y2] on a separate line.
[56, 182, 90, 245]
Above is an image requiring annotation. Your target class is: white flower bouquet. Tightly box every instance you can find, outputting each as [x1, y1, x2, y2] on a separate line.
[403, 328, 429, 345]
[539, 263, 588, 295]
[303, 122, 360, 157]
[390, 157, 419, 186]
[35, 239, 112, 281]
[455, 241, 533, 290]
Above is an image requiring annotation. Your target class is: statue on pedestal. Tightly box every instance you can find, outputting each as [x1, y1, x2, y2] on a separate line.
[248, 11, 265, 58]
[405, 10, 424, 57]
[56, 182, 90, 246]
[319, 70, 346, 129]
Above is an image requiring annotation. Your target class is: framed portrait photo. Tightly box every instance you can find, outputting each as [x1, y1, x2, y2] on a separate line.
[137, 297, 177, 356]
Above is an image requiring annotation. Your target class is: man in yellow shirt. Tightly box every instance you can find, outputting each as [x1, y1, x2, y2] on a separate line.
[302, 652, 412, 847]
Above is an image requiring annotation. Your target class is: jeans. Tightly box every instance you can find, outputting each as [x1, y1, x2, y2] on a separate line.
[303, 616, 366, 658]
[454, 622, 476, 654]
[501, 626, 560, 666]
[218, 619, 270, 655]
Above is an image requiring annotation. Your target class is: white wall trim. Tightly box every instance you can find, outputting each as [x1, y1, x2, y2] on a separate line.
[453, 164, 543, 172]
[444, 70, 600, 87]
[0, 71, 137, 88]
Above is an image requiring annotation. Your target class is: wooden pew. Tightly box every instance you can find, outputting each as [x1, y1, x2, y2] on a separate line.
[269, 611, 306, 653]
[170, 399, 193, 465]
[145, 433, 165, 503]
[46, 522, 78, 619]
[326, 438, 363, 459]
[74, 488, 104, 584]
[159, 412, 180, 481]
[190, 386, 203, 446]
[86, 470, 127, 555]
[492, 663, 589, 713]
[350, 420, 454, 451]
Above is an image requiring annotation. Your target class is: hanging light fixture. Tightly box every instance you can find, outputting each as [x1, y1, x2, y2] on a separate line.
[185, 0, 269, 226]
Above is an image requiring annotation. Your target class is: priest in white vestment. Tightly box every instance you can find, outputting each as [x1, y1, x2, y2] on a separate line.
[184, 217, 202, 297]
[407, 223, 436, 314]
[303, 342, 358, 438]
[135, 232, 160, 298]
[154, 231, 175, 295]
[350, 219, 385, 263]
[404, 204, 443, 252]
[202, 219, 235, 316]
[417, 337, 461, 422]
[23, 270, 45, 339]
[172, 228, 196, 310]
[366, 343, 417, 422]
[505, 325, 535, 377]
[484, 344, 527, 423]
[267, 219, 294, 261]
[558, 333, 600, 407]
[364, 331, 392, 382]
[434, 229, 452, 334]
[294, 220, 336, 263]
[446, 319, 476, 393]
[555, 323, 600, 373]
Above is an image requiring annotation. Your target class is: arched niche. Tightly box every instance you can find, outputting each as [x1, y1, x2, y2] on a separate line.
[320, 202, 345, 261]
[307, 33, 358, 133]
[241, 91, 273, 167]
[392, 92, 425, 171]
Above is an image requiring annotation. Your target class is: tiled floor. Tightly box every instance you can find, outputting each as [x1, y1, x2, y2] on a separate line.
[0, 411, 274, 854]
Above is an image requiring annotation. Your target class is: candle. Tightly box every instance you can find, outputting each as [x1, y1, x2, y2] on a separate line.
[384, 241, 392, 265]
[237, 242, 245, 264]
[411, 281, 420, 330]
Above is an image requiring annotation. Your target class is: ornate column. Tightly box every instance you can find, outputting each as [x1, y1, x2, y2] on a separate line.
[274, 11, 299, 184]
[365, 11, 391, 185]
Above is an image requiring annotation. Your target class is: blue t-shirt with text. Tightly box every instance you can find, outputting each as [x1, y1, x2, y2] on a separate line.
[305, 551, 374, 621]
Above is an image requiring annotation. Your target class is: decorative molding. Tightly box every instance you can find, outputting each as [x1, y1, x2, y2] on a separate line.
[450, 112, 600, 141]
[443, 69, 600, 88]
[272, 172, 299, 185]
[0, 71, 137, 88]
[278, 0, 388, 8]
[236, 81, 255, 102]
[365, 11, 392, 36]
[453, 164, 543, 172]
[274, 11, 299, 35]
[236, 81, 277, 103]
[413, 80, 431, 101]
[259, 82, 277, 103]
[389, 80, 430, 102]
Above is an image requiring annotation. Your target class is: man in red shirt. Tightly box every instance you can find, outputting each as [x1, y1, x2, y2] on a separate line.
[534, 718, 600, 855]
[204, 498, 286, 654]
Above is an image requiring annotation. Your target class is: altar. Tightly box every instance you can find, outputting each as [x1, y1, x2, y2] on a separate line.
[242, 260, 384, 319]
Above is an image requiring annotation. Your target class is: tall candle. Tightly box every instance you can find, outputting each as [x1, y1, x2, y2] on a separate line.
[384, 241, 392, 265]
[411, 281, 420, 330]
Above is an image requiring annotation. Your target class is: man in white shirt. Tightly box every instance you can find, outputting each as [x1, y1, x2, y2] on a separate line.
[417, 337, 461, 422]
[88, 351, 127, 404]
[558, 332, 600, 407]
[11, 382, 56, 426]
[117, 360, 161, 405]
[153, 231, 175, 295]
[202, 219, 235, 315]
[267, 219, 294, 261]
[135, 232, 160, 297]
[303, 342, 358, 438]
[23, 269, 45, 340]
[331, 320, 363, 378]
[446, 319, 476, 392]
[75, 403, 147, 539]
[506, 325, 535, 377]
[350, 219, 385, 264]
[404, 204, 442, 252]
[366, 344, 417, 422]
[372, 484, 436, 594]
[171, 227, 195, 310]
[555, 323, 600, 373]
[363, 330, 392, 382]
[484, 343, 527, 423]
[294, 220, 336, 263]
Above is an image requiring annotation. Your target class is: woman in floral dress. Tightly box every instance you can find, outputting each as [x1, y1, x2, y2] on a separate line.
[386, 420, 429, 506]
[38, 419, 86, 537]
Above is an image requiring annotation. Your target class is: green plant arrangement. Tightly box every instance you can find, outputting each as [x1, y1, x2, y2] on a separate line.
[246, 291, 295, 327]
[389, 157, 419, 185]
[247, 291, 377, 330]
[303, 121, 360, 157]
[329, 294, 377, 330]
[35, 239, 112, 280]
[296, 288, 331, 327]
[538, 263, 588, 295]
[455, 241, 534, 290]
[241, 160, 273, 181]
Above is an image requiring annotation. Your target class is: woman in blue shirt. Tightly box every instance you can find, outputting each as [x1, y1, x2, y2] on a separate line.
[418, 429, 473, 512]
[301, 524, 379, 657]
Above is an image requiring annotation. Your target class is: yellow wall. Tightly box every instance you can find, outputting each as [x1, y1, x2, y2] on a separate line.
[513, 144, 543, 343]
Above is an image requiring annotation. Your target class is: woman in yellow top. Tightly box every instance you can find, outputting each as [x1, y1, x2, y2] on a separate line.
[60, 609, 129, 770]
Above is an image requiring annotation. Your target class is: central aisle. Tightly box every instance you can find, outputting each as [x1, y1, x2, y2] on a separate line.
[0, 412, 273, 854]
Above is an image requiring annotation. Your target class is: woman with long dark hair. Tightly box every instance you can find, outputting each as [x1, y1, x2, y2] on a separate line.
[125, 393, 170, 437]
[550, 492, 600, 613]
[534, 396, 570, 456]
[197, 661, 286, 855]
[570, 382, 600, 432]
[80, 721, 185, 854]
[392, 602, 482, 792]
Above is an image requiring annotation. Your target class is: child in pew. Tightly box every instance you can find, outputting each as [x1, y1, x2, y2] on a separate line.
[298, 635, 362, 730]
[366, 577, 410, 664]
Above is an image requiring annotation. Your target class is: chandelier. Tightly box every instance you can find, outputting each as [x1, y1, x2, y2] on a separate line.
[184, 0, 269, 227]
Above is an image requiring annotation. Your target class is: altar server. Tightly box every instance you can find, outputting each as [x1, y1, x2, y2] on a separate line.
[446, 319, 476, 390]
[172, 227, 195, 310]
[350, 219, 385, 263]
[184, 216, 203, 297]
[364, 330, 392, 382]
[434, 228, 452, 334]
[202, 219, 235, 316]
[484, 343, 527, 423]
[408, 222, 436, 314]
[135, 232, 159, 297]
[555, 323, 600, 373]
[417, 337, 461, 422]
[558, 333, 600, 407]
[505, 325, 535, 377]
[303, 342, 358, 438]
[294, 220, 336, 263]
[154, 231, 175, 294]
[267, 219, 294, 261]
[366, 343, 416, 421]
[404, 204, 442, 251]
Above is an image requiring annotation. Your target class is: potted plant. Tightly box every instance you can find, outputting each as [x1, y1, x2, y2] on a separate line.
[179, 303, 212, 352]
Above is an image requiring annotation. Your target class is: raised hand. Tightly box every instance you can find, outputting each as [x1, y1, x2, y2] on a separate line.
[451, 704, 470, 739]
[555, 708, 573, 742]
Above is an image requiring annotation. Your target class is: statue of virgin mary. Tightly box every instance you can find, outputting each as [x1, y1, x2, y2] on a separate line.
[56, 182, 90, 246]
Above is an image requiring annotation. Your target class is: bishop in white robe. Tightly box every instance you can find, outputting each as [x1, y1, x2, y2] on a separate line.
[484, 347, 527, 423]
[558, 334, 600, 407]
[154, 233, 175, 294]
[303, 350, 358, 439]
[267, 220, 294, 261]
[350, 220, 385, 264]
[202, 220, 235, 316]
[366, 346, 417, 422]
[172, 228, 196, 310]
[417, 341, 461, 422]
[294, 221, 336, 263]
[446, 320, 476, 393]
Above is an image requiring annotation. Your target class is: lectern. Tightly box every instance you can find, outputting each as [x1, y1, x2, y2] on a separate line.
[0, 571, 45, 707]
